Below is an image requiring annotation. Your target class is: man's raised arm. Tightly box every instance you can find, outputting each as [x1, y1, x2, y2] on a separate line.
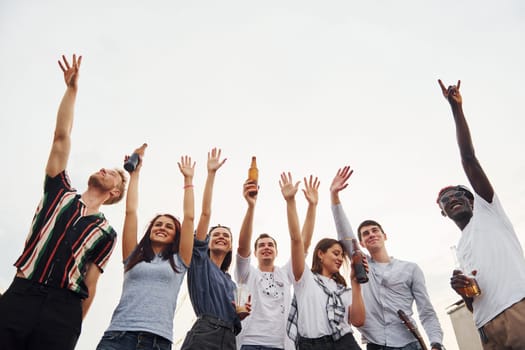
[438, 79, 493, 202]
[46, 54, 82, 178]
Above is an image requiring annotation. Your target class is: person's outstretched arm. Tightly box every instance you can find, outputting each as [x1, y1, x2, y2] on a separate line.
[301, 175, 319, 254]
[46, 54, 82, 178]
[237, 180, 258, 258]
[178, 155, 196, 266]
[195, 148, 226, 241]
[411, 264, 444, 349]
[438, 79, 494, 202]
[235, 179, 258, 283]
[122, 143, 148, 260]
[329, 166, 357, 255]
[279, 172, 303, 281]
[348, 273, 365, 327]
[348, 239, 367, 327]
[81, 262, 101, 319]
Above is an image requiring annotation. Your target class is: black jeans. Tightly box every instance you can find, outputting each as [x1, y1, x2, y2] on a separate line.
[298, 332, 360, 350]
[367, 341, 422, 350]
[0, 277, 83, 350]
[181, 315, 237, 350]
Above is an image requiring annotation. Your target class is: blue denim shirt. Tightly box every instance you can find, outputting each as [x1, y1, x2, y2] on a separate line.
[187, 235, 240, 329]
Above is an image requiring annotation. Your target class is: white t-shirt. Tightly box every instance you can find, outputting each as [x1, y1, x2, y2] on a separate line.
[235, 254, 295, 349]
[293, 267, 353, 339]
[457, 193, 525, 327]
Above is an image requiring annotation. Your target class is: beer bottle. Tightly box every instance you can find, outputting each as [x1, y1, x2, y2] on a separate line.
[450, 245, 481, 297]
[248, 156, 258, 197]
[124, 152, 140, 173]
[351, 238, 369, 284]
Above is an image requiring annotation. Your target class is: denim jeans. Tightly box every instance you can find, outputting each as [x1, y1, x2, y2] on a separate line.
[241, 346, 284, 350]
[96, 331, 172, 350]
[297, 332, 360, 350]
[181, 315, 237, 350]
[367, 341, 422, 350]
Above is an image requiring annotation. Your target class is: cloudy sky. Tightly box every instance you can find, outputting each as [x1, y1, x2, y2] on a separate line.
[1, 1, 524, 349]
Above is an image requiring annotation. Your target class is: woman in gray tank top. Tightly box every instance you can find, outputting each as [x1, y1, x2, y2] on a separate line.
[96, 144, 196, 350]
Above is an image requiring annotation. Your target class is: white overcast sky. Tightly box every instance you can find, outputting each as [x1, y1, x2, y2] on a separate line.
[1, 1, 524, 349]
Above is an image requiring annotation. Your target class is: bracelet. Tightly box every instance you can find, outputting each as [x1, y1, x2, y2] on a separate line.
[183, 184, 194, 189]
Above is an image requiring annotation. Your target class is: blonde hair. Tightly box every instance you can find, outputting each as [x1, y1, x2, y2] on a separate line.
[104, 168, 127, 205]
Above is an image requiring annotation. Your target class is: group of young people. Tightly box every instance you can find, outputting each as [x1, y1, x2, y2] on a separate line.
[0, 54, 523, 350]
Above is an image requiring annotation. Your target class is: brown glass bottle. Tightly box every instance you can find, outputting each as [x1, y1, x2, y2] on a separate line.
[248, 156, 258, 197]
[458, 277, 481, 297]
[351, 238, 369, 283]
[450, 246, 481, 297]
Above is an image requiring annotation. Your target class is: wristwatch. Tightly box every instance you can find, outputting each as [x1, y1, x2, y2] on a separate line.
[430, 343, 444, 350]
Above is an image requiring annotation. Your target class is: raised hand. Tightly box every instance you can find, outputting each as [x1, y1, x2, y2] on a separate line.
[58, 54, 82, 89]
[124, 143, 148, 173]
[302, 175, 320, 205]
[207, 147, 227, 173]
[243, 179, 258, 206]
[438, 79, 462, 107]
[330, 166, 353, 194]
[178, 155, 196, 179]
[279, 172, 299, 201]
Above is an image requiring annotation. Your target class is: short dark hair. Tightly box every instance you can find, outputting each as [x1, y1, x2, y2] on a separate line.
[357, 219, 385, 242]
[254, 233, 277, 252]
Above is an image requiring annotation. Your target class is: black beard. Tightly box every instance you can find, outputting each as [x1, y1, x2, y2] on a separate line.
[450, 209, 473, 223]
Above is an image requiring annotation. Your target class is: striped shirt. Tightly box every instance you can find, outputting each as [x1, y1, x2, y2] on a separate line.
[14, 171, 117, 298]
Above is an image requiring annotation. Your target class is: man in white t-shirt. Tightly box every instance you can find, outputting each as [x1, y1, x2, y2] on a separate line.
[235, 176, 319, 350]
[437, 80, 525, 350]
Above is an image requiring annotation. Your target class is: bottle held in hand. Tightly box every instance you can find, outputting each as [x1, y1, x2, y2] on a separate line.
[351, 238, 369, 284]
[459, 276, 481, 297]
[451, 245, 481, 297]
[248, 156, 258, 197]
[124, 153, 140, 173]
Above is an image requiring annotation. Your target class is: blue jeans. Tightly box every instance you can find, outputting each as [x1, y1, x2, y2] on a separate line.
[367, 341, 422, 350]
[241, 346, 284, 350]
[96, 331, 172, 350]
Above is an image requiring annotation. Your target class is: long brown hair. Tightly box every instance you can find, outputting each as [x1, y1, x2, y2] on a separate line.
[207, 225, 233, 273]
[125, 214, 182, 273]
[311, 238, 347, 287]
